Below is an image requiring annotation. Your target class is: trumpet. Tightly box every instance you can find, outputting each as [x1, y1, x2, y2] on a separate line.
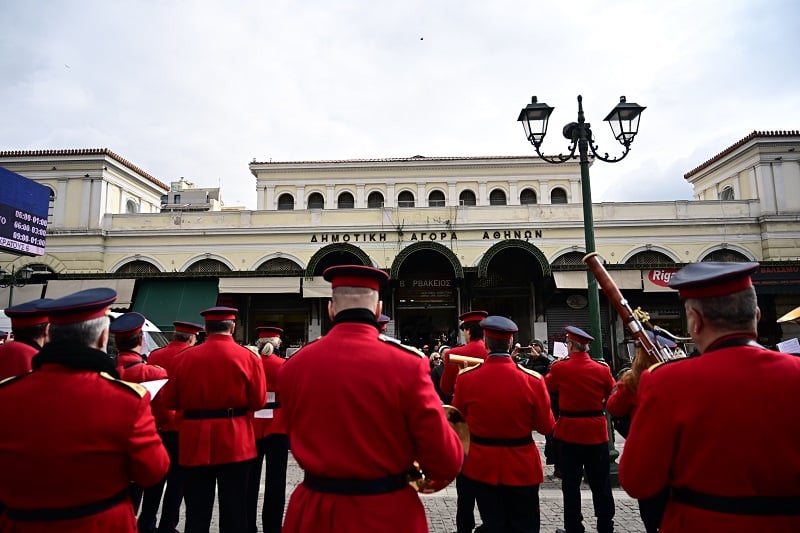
[407, 405, 470, 494]
[447, 353, 484, 368]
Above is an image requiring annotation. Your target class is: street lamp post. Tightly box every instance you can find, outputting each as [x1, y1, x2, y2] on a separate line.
[517, 94, 645, 358]
[0, 266, 35, 307]
[518, 95, 645, 475]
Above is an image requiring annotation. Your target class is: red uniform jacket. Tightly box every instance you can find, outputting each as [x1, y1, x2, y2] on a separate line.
[619, 343, 800, 533]
[452, 355, 555, 486]
[278, 322, 464, 533]
[161, 334, 266, 466]
[0, 340, 39, 381]
[146, 341, 192, 432]
[606, 379, 637, 419]
[117, 352, 170, 433]
[252, 353, 286, 439]
[545, 352, 614, 444]
[0, 365, 169, 533]
[440, 339, 488, 397]
[117, 351, 168, 383]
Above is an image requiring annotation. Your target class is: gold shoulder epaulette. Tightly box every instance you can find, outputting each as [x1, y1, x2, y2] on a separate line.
[648, 357, 688, 373]
[99, 372, 147, 398]
[593, 359, 609, 366]
[517, 364, 542, 379]
[379, 334, 425, 358]
[459, 363, 482, 375]
[0, 371, 32, 388]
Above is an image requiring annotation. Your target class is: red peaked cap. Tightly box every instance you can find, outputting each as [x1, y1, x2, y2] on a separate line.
[201, 306, 238, 321]
[4, 298, 52, 327]
[323, 265, 389, 291]
[480, 315, 518, 340]
[668, 262, 759, 299]
[38, 288, 117, 325]
[173, 321, 204, 334]
[459, 310, 488, 325]
[109, 312, 146, 339]
[256, 326, 283, 338]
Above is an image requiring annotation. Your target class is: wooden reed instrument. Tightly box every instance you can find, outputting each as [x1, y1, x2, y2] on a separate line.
[582, 252, 673, 364]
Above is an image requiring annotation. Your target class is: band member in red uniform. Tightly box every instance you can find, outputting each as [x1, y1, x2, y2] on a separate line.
[619, 262, 800, 533]
[0, 298, 50, 380]
[246, 325, 289, 533]
[452, 315, 555, 533]
[440, 309, 489, 533]
[161, 307, 267, 533]
[0, 288, 169, 533]
[278, 265, 464, 533]
[546, 326, 616, 533]
[110, 312, 170, 527]
[607, 330, 676, 533]
[111, 312, 168, 384]
[143, 320, 202, 533]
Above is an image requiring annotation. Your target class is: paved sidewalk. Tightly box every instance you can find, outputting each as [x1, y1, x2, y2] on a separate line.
[177, 433, 646, 532]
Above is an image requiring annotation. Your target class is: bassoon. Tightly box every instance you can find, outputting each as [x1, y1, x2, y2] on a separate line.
[582, 252, 674, 364]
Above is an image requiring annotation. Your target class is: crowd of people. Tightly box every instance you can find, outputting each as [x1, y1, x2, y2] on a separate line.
[0, 260, 799, 533]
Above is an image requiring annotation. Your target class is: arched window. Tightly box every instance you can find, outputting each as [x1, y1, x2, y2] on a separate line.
[337, 192, 355, 209]
[489, 189, 507, 206]
[459, 190, 477, 206]
[551, 188, 568, 204]
[367, 191, 384, 208]
[626, 251, 675, 266]
[719, 186, 735, 200]
[186, 259, 232, 273]
[428, 190, 445, 207]
[125, 199, 139, 213]
[552, 252, 585, 267]
[277, 193, 294, 210]
[701, 249, 749, 262]
[520, 188, 537, 205]
[307, 192, 324, 209]
[257, 257, 303, 275]
[117, 260, 160, 274]
[398, 191, 415, 208]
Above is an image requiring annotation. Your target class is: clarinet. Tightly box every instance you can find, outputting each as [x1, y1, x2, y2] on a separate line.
[582, 252, 673, 365]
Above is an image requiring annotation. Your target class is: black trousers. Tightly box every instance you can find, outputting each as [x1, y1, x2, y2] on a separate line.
[246, 434, 289, 533]
[471, 477, 540, 533]
[456, 472, 480, 532]
[138, 431, 183, 533]
[556, 440, 615, 533]
[183, 460, 251, 533]
[638, 487, 668, 533]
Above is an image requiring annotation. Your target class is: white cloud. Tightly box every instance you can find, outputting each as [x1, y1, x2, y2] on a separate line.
[1, 0, 798, 208]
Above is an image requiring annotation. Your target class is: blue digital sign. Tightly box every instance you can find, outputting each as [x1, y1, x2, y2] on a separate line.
[0, 166, 49, 256]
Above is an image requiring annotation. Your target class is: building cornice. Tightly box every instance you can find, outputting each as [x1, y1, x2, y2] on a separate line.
[684, 130, 800, 179]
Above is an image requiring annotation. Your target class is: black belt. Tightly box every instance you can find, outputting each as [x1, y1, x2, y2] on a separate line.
[559, 410, 604, 418]
[183, 407, 248, 420]
[303, 472, 408, 495]
[5, 488, 128, 522]
[470, 434, 533, 447]
[671, 487, 800, 516]
[264, 401, 281, 409]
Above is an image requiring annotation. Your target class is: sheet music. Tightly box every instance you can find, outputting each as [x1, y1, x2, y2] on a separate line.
[254, 391, 276, 419]
[140, 379, 168, 398]
[777, 338, 800, 354]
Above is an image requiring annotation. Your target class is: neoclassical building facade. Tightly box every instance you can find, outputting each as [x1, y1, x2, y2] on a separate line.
[1, 131, 798, 369]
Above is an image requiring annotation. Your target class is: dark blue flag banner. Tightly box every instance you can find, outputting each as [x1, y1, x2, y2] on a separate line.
[0, 166, 49, 256]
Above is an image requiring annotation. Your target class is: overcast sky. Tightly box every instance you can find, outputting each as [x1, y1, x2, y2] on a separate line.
[2, 0, 798, 209]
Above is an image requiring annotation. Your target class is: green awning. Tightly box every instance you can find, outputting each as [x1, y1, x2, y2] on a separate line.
[132, 279, 219, 332]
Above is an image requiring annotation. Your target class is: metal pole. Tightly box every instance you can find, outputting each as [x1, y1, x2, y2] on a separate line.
[577, 137, 603, 359]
